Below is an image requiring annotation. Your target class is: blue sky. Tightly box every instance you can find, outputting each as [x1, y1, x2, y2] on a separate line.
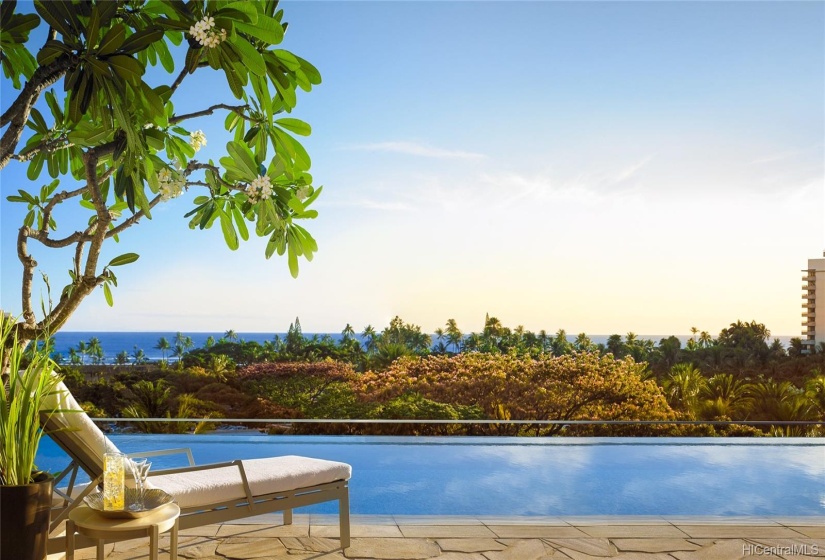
[1, 1, 823, 336]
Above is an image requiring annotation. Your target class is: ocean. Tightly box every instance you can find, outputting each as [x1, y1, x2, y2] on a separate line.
[48, 331, 796, 364]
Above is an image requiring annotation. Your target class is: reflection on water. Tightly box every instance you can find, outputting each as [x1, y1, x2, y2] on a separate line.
[36, 436, 825, 516]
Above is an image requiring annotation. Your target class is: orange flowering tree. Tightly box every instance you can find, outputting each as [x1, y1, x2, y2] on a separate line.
[353, 352, 677, 436]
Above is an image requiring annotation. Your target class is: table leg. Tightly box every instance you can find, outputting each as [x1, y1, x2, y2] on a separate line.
[150, 523, 159, 560]
[96, 538, 105, 560]
[66, 519, 76, 560]
[170, 518, 179, 560]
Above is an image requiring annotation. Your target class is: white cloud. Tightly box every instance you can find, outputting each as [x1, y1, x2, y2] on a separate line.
[343, 141, 485, 160]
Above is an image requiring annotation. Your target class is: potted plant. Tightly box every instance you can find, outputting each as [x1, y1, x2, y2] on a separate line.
[0, 314, 63, 560]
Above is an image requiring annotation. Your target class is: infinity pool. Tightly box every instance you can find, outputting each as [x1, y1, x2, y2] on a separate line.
[36, 435, 825, 516]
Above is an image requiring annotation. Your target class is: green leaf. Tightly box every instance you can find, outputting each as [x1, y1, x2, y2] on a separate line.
[235, 14, 284, 45]
[228, 37, 265, 76]
[119, 27, 164, 55]
[108, 252, 140, 267]
[273, 49, 300, 71]
[219, 211, 239, 250]
[108, 55, 144, 82]
[154, 38, 175, 73]
[221, 1, 260, 22]
[226, 141, 258, 179]
[103, 283, 113, 306]
[232, 207, 249, 241]
[275, 118, 311, 136]
[34, 1, 74, 39]
[97, 23, 126, 55]
[287, 243, 299, 278]
[17, 189, 37, 205]
[29, 108, 48, 133]
[26, 153, 44, 180]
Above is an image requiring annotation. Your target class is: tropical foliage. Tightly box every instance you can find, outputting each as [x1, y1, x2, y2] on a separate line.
[53, 314, 825, 437]
[1, 0, 321, 345]
[0, 314, 63, 485]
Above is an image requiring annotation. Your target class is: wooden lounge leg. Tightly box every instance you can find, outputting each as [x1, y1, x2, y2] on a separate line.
[339, 486, 350, 549]
[149, 523, 159, 560]
[96, 539, 104, 560]
[171, 517, 179, 560]
[66, 519, 76, 560]
[283, 508, 292, 525]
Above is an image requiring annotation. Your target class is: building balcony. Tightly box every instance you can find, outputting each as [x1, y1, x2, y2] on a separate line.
[802, 302, 815, 309]
[803, 293, 816, 300]
[803, 274, 816, 282]
[802, 311, 815, 317]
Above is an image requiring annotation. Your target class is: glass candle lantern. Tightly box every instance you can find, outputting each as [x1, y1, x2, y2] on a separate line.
[103, 452, 125, 510]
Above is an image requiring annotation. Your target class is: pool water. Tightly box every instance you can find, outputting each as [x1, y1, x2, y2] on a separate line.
[36, 435, 825, 516]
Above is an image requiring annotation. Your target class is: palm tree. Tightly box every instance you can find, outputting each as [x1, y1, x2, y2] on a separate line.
[155, 337, 170, 363]
[132, 345, 147, 365]
[699, 373, 751, 420]
[341, 323, 356, 343]
[76, 340, 87, 364]
[204, 336, 215, 348]
[87, 337, 104, 364]
[68, 347, 81, 365]
[445, 319, 463, 354]
[663, 363, 706, 418]
[690, 326, 699, 345]
[224, 329, 238, 342]
[698, 331, 713, 348]
[804, 373, 825, 418]
[551, 329, 572, 356]
[114, 350, 130, 365]
[361, 325, 377, 354]
[574, 333, 594, 353]
[433, 327, 445, 353]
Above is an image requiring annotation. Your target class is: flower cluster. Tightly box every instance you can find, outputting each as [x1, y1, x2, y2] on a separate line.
[190, 130, 206, 151]
[295, 185, 310, 200]
[157, 167, 186, 201]
[246, 174, 273, 203]
[189, 16, 227, 49]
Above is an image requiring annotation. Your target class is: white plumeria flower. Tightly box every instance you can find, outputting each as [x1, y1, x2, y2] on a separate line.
[157, 166, 186, 201]
[189, 15, 227, 48]
[247, 175, 273, 202]
[189, 130, 206, 151]
[295, 185, 310, 200]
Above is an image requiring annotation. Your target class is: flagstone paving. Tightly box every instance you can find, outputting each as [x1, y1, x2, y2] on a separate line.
[50, 516, 824, 560]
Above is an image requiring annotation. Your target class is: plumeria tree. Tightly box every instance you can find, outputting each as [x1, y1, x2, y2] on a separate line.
[1, 0, 321, 344]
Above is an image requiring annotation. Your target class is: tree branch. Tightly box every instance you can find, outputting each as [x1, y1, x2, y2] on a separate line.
[16, 227, 37, 326]
[0, 54, 77, 170]
[82, 152, 111, 278]
[106, 194, 163, 238]
[14, 135, 73, 162]
[170, 104, 250, 124]
[169, 53, 192, 93]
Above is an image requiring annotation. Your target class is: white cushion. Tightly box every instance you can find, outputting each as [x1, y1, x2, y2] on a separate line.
[145, 455, 351, 509]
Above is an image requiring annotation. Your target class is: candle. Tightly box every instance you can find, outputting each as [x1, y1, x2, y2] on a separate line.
[103, 452, 125, 510]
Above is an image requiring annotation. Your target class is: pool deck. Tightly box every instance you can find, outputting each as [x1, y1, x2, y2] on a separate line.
[52, 514, 825, 560]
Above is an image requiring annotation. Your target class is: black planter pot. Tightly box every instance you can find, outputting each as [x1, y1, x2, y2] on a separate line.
[0, 471, 53, 560]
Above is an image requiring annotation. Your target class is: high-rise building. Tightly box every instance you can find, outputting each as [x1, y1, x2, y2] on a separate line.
[802, 254, 825, 352]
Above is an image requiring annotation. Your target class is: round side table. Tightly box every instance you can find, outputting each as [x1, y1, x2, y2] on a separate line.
[66, 503, 180, 560]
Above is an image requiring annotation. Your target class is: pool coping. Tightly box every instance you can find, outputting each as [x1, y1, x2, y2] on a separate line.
[230, 513, 825, 527]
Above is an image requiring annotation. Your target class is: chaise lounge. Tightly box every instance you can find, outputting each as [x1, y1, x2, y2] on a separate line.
[42, 383, 352, 555]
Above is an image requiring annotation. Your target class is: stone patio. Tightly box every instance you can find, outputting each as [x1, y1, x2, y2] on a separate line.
[53, 515, 825, 560]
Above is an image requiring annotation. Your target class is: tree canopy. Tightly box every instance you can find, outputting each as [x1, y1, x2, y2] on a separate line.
[1, 0, 321, 341]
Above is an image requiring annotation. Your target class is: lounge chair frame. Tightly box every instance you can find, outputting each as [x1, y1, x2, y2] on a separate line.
[45, 424, 351, 555]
